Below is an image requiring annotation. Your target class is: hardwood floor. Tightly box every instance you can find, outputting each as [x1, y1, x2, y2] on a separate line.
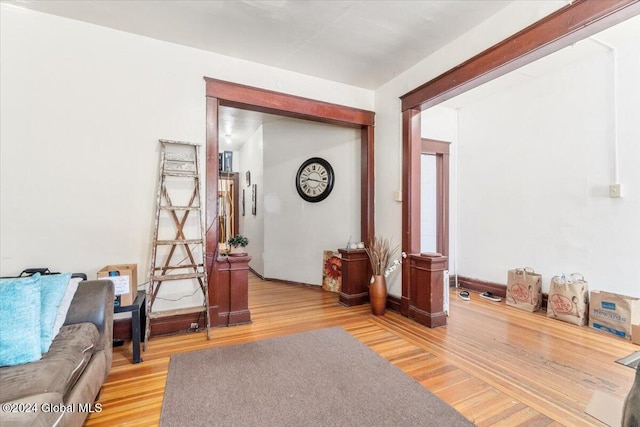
[86, 275, 637, 426]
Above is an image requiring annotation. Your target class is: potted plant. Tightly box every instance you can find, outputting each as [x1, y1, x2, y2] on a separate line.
[364, 236, 399, 315]
[227, 234, 249, 256]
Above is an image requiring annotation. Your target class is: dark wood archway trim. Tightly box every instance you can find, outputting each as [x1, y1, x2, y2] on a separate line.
[400, 0, 640, 111]
[399, 0, 640, 325]
[205, 77, 374, 128]
[205, 78, 375, 320]
[400, 108, 421, 316]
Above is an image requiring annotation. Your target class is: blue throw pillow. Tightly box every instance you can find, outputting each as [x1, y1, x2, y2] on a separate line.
[39, 273, 72, 353]
[0, 273, 42, 367]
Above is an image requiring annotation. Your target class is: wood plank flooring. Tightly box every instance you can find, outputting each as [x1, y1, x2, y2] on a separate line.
[86, 275, 638, 426]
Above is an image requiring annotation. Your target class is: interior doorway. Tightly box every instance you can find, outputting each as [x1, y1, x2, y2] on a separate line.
[204, 78, 375, 322]
[399, 1, 638, 323]
[420, 138, 450, 257]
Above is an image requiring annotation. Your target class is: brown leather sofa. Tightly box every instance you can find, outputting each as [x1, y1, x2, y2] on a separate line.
[0, 280, 114, 427]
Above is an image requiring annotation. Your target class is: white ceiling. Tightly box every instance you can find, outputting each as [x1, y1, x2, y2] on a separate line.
[8, 1, 637, 151]
[6, 0, 514, 90]
[5, 0, 523, 151]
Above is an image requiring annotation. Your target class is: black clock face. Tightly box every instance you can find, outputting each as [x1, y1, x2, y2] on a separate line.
[295, 157, 334, 203]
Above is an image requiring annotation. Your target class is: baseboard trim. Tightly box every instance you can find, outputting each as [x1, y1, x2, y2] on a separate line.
[453, 275, 506, 298]
[249, 267, 264, 279]
[452, 275, 548, 309]
[116, 274, 551, 339]
[387, 295, 401, 312]
[339, 291, 368, 307]
[408, 305, 447, 328]
[264, 276, 319, 288]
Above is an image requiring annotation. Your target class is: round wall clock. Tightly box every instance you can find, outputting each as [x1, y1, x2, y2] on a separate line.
[295, 157, 335, 203]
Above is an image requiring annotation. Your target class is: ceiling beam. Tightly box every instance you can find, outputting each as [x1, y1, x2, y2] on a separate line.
[400, 0, 640, 111]
[205, 78, 374, 128]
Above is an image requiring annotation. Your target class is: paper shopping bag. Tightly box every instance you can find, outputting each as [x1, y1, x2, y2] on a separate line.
[546, 273, 589, 326]
[590, 290, 640, 341]
[506, 267, 542, 312]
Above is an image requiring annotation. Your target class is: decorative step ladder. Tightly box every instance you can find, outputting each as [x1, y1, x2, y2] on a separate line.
[145, 140, 210, 349]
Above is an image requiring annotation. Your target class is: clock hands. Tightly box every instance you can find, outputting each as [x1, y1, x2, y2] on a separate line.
[301, 177, 324, 184]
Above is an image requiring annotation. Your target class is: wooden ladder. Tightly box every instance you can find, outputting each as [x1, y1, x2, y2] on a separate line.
[145, 140, 210, 349]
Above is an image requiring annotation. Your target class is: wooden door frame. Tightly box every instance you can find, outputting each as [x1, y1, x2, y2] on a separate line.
[421, 138, 450, 258]
[398, 0, 640, 317]
[204, 77, 375, 295]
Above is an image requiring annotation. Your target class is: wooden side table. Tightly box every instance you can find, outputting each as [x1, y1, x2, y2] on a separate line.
[114, 291, 145, 363]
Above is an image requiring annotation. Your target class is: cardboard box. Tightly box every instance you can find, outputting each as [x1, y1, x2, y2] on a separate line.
[633, 324, 640, 346]
[589, 290, 640, 341]
[97, 264, 138, 307]
[585, 389, 624, 426]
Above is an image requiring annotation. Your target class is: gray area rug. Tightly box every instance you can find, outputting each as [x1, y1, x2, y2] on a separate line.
[160, 326, 473, 426]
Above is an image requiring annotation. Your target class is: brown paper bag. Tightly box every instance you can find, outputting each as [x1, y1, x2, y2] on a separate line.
[506, 267, 542, 312]
[546, 273, 589, 326]
[590, 290, 640, 340]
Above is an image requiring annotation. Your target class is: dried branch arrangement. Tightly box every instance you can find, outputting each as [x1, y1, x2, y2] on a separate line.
[365, 236, 399, 276]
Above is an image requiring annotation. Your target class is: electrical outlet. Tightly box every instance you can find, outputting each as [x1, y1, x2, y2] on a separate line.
[190, 322, 199, 330]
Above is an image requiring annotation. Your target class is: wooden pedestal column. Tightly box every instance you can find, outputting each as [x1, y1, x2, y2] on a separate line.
[408, 253, 448, 328]
[212, 255, 252, 327]
[338, 248, 370, 306]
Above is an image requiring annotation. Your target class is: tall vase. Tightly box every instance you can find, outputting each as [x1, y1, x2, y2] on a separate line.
[369, 275, 387, 316]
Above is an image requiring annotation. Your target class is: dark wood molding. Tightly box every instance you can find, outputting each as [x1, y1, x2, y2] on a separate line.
[150, 312, 206, 337]
[212, 255, 252, 327]
[407, 253, 448, 328]
[263, 277, 317, 288]
[400, 0, 638, 326]
[438, 152, 449, 257]
[420, 138, 451, 258]
[386, 294, 402, 313]
[452, 275, 549, 309]
[454, 275, 507, 298]
[205, 77, 374, 128]
[401, 0, 640, 111]
[113, 318, 130, 340]
[338, 248, 371, 307]
[420, 138, 450, 154]
[205, 79, 376, 323]
[205, 96, 220, 277]
[248, 267, 264, 280]
[400, 109, 421, 316]
[361, 126, 375, 246]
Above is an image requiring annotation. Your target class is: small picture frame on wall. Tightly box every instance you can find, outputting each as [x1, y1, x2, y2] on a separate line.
[252, 184, 257, 216]
[242, 189, 245, 216]
[245, 171, 251, 187]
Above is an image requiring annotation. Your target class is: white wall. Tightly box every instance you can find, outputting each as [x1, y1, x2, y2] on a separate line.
[263, 119, 361, 286]
[454, 37, 640, 297]
[0, 5, 373, 307]
[374, 1, 565, 297]
[238, 126, 265, 276]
